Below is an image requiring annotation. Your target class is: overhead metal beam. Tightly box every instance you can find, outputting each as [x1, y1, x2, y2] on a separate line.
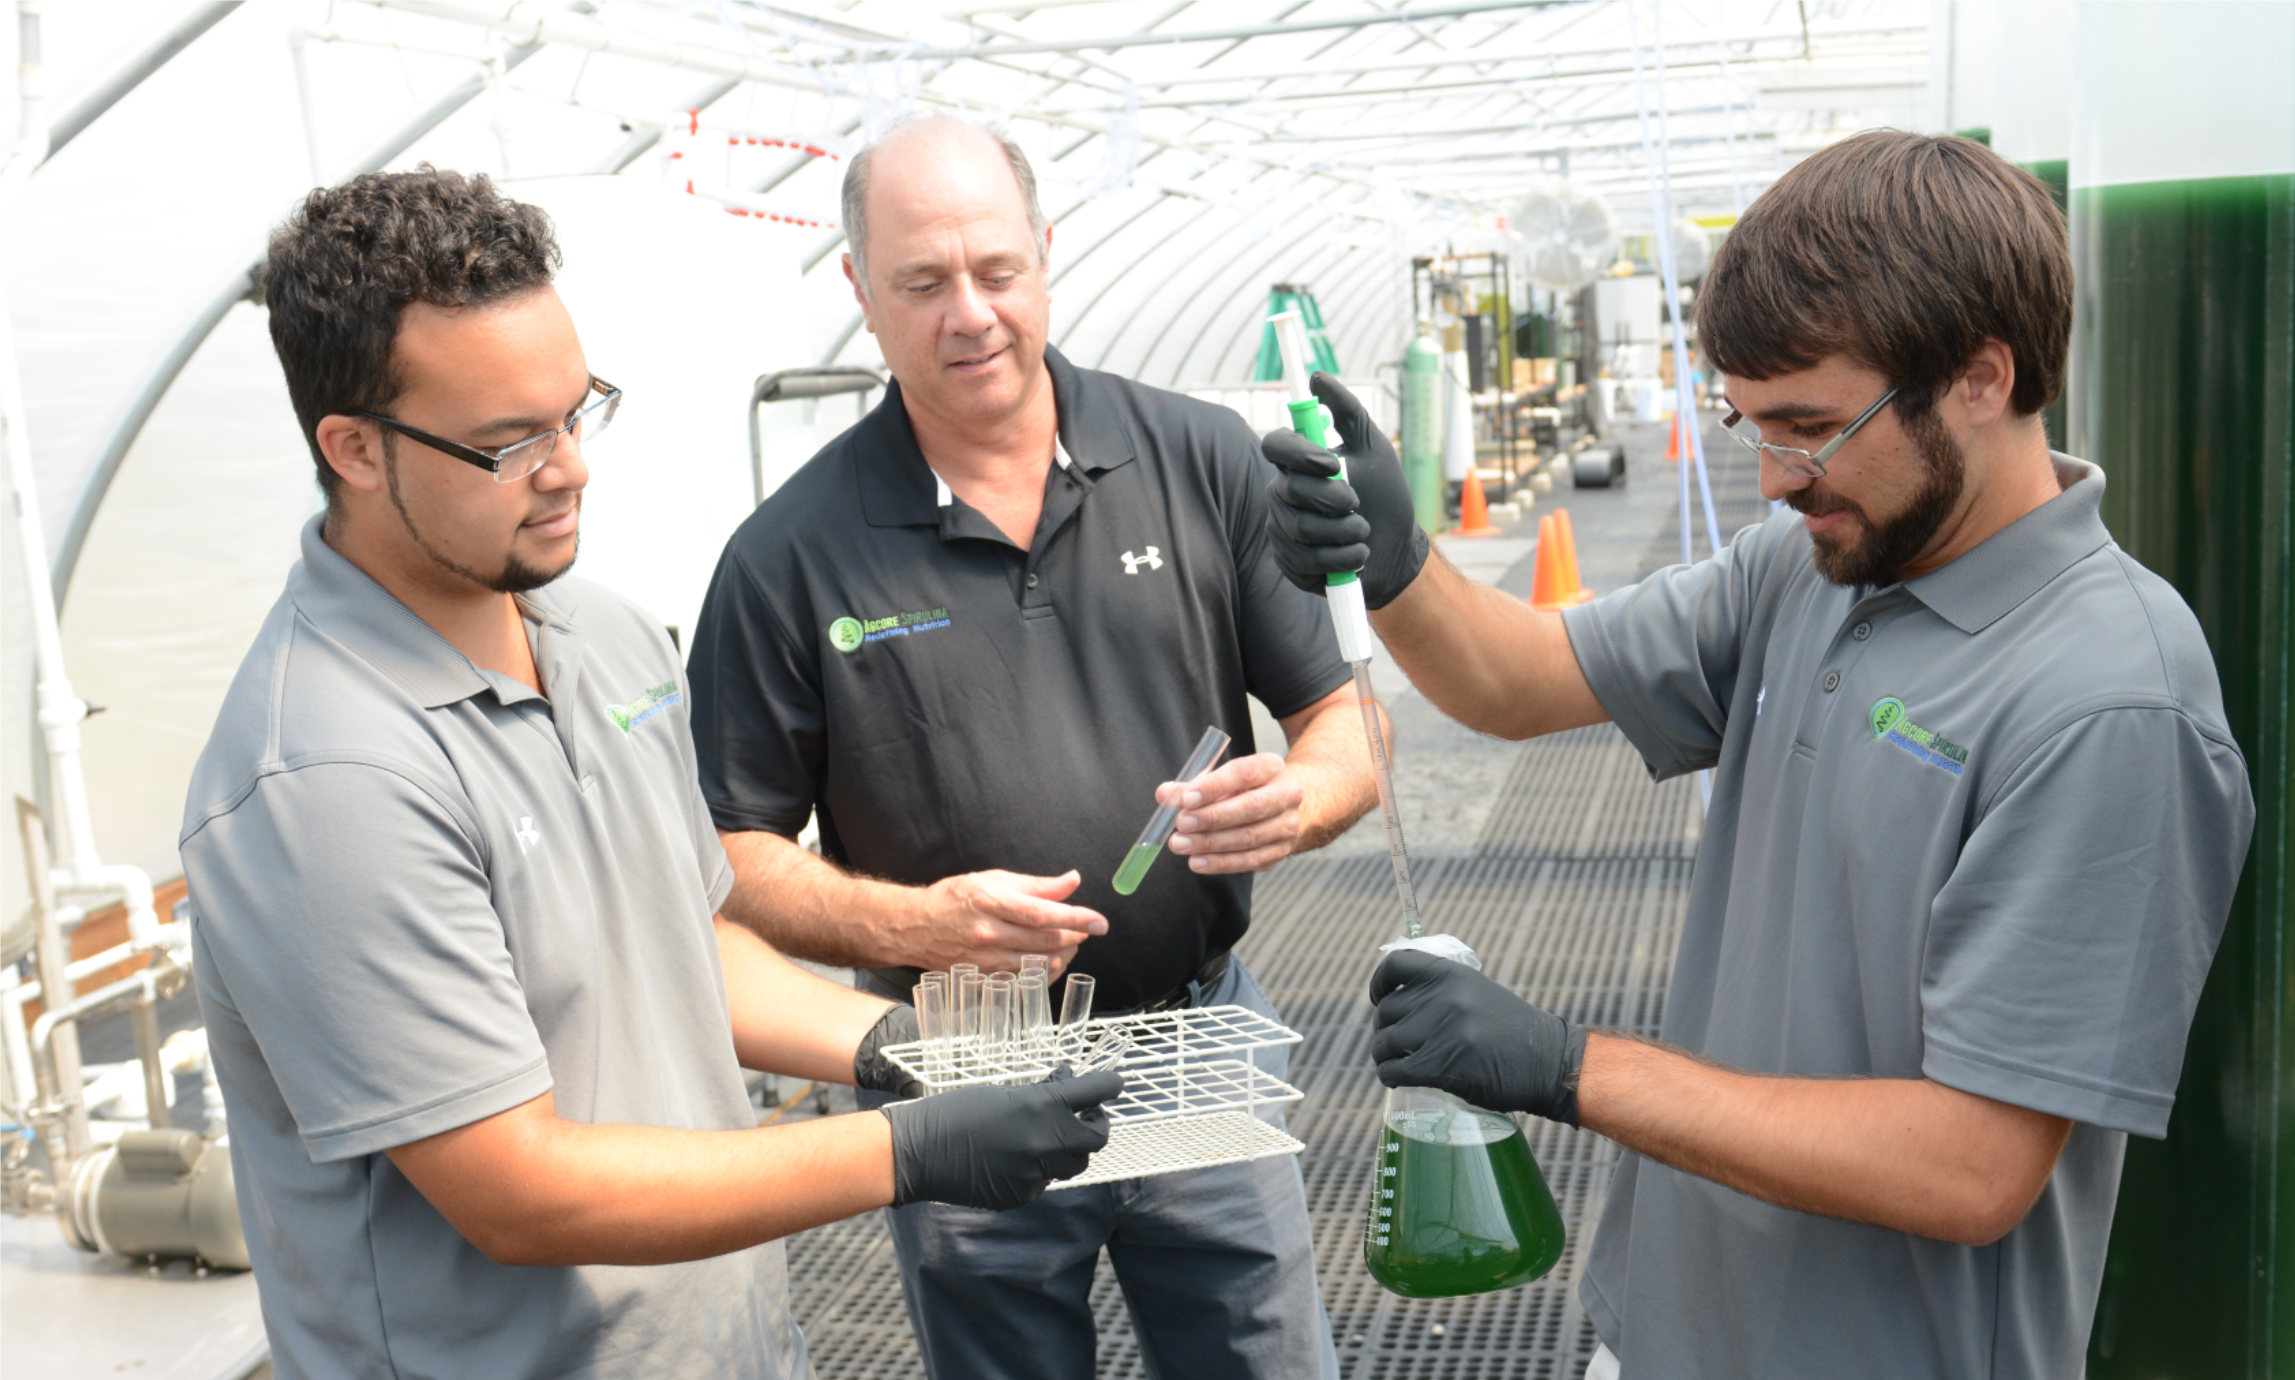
[52, 3, 590, 605]
[41, 1, 241, 162]
[890, 2, 1576, 62]
[1064, 199, 1228, 364]
[1246, 103, 1735, 144]
[1099, 23, 1923, 89]
[592, 77, 740, 174]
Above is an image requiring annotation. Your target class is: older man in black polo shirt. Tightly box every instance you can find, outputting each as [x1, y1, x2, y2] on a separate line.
[688, 116, 1375, 1379]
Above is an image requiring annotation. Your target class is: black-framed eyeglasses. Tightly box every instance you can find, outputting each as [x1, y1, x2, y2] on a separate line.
[1721, 386, 1897, 478]
[361, 377, 621, 484]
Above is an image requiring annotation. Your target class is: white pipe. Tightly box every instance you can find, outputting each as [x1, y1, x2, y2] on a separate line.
[16, 1, 41, 138]
[3, 1, 188, 955]
[0, 970, 36, 1121]
[30, 968, 162, 1070]
[286, 28, 327, 185]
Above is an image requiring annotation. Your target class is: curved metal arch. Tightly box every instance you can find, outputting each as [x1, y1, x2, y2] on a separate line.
[1197, 233, 1362, 383]
[1173, 182, 1387, 384]
[1165, 204, 1340, 381]
[1072, 202, 1232, 367]
[1325, 263, 1411, 379]
[1124, 197, 1331, 381]
[1092, 182, 1358, 385]
[51, 8, 593, 604]
[1048, 190, 1176, 292]
[1286, 246, 1393, 371]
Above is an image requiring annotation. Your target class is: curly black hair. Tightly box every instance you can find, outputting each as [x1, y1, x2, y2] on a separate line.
[259, 166, 560, 502]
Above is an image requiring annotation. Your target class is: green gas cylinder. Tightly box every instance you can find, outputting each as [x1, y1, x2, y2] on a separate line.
[1402, 333, 1444, 533]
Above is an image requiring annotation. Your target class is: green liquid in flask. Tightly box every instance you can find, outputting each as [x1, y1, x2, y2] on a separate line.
[1364, 1102, 1565, 1298]
[1111, 841, 1161, 896]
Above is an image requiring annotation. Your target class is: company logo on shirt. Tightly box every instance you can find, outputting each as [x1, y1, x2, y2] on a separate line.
[1870, 696, 1969, 777]
[606, 680, 681, 734]
[1122, 546, 1164, 575]
[830, 607, 952, 653]
[513, 815, 541, 854]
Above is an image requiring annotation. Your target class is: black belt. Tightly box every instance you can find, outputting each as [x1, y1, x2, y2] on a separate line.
[1119, 950, 1231, 1016]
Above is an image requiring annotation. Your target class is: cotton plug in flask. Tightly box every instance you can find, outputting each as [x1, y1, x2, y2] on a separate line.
[1363, 938, 1565, 1298]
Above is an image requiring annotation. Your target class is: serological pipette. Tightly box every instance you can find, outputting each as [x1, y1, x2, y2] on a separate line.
[1269, 310, 1424, 939]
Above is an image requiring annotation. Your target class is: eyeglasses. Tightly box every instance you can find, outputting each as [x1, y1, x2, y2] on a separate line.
[1720, 387, 1897, 478]
[361, 377, 621, 484]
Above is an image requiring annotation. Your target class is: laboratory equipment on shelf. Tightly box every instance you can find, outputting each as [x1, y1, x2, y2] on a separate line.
[1113, 726, 1233, 895]
[1268, 311, 1566, 1298]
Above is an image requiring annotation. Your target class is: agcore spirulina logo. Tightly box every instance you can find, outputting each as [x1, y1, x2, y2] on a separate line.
[1869, 696, 1970, 777]
[830, 607, 953, 653]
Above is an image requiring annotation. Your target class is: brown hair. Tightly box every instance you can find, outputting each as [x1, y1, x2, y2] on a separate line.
[1696, 130, 2069, 417]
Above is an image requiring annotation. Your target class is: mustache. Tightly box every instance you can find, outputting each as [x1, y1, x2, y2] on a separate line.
[1785, 488, 1863, 522]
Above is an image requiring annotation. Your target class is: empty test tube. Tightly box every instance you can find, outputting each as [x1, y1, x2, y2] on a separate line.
[1113, 726, 1233, 895]
[1020, 955, 1049, 979]
[985, 975, 1016, 1050]
[955, 970, 985, 1039]
[915, 975, 948, 1042]
[1059, 973, 1096, 1027]
[1018, 974, 1051, 1050]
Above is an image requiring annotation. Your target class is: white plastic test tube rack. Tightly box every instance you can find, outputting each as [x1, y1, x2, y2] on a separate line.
[882, 1005, 1307, 1189]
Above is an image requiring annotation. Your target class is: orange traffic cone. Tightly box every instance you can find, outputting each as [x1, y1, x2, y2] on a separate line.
[1664, 413, 1693, 463]
[1554, 507, 1594, 605]
[1453, 470, 1501, 537]
[1529, 515, 1567, 609]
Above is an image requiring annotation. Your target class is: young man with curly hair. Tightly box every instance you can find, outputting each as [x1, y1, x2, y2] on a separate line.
[179, 167, 1119, 1380]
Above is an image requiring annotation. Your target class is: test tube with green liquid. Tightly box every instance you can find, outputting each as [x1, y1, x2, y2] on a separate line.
[1112, 725, 1233, 896]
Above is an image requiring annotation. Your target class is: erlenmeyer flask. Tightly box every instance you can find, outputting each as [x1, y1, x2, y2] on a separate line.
[1363, 1083, 1565, 1298]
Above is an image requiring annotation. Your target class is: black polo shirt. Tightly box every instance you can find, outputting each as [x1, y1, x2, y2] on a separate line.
[687, 346, 1350, 1011]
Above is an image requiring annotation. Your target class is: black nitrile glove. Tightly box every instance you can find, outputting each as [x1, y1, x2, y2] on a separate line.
[881, 1068, 1124, 1210]
[1369, 949, 1587, 1126]
[854, 1003, 925, 1099]
[1260, 371, 1430, 610]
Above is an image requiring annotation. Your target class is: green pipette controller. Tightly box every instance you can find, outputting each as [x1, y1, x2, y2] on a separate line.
[1268, 310, 1423, 937]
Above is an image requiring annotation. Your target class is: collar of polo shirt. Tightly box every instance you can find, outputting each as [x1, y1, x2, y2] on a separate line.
[1898, 456, 2110, 635]
[929, 439, 1075, 508]
[858, 346, 1139, 530]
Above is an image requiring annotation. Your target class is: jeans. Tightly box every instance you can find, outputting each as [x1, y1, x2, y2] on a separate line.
[857, 956, 1339, 1380]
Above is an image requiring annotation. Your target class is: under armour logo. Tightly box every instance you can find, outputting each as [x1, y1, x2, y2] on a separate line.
[1122, 547, 1163, 575]
[514, 816, 541, 854]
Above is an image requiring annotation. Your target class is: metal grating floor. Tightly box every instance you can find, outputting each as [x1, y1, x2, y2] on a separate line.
[785, 723, 1699, 1380]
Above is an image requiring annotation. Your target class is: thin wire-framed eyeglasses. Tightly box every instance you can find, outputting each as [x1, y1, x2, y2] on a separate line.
[1720, 387, 1897, 478]
[361, 377, 621, 484]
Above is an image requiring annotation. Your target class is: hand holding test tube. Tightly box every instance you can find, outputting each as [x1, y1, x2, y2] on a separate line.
[1112, 726, 1234, 895]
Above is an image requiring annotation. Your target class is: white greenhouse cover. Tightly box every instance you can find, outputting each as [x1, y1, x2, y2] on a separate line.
[3, 0, 1940, 915]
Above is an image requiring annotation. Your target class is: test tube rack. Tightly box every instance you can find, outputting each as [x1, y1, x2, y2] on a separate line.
[881, 1004, 1307, 1189]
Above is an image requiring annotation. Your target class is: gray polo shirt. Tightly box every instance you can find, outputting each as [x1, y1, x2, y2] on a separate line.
[180, 516, 805, 1380]
[1561, 458, 2253, 1380]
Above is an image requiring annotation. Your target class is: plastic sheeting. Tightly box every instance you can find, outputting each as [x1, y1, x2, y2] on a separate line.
[3, 0, 1936, 916]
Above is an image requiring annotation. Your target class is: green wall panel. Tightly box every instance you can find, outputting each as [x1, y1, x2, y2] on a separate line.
[2072, 173, 2294, 1380]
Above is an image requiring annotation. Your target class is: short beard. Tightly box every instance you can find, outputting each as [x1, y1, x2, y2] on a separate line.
[1790, 403, 1965, 587]
[383, 436, 575, 595]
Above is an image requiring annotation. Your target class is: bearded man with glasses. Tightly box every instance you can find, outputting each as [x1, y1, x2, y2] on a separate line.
[1261, 131, 2253, 1380]
[176, 167, 1120, 1380]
